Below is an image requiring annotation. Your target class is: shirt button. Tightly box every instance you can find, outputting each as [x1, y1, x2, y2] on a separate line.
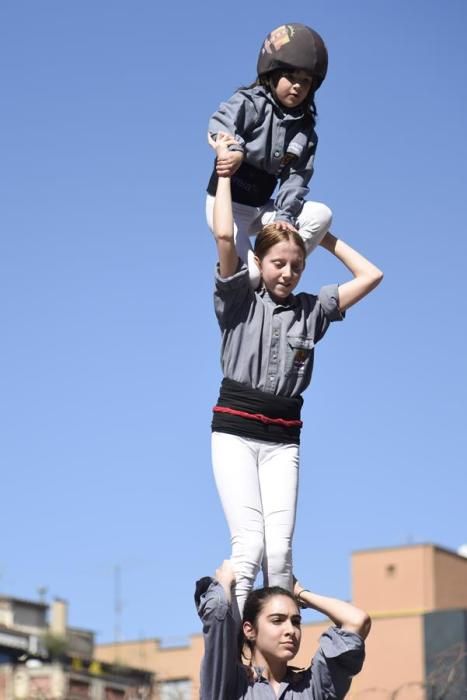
[274, 151, 280, 157]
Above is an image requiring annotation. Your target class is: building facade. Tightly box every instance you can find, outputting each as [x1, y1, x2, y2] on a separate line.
[95, 544, 467, 700]
[0, 596, 154, 700]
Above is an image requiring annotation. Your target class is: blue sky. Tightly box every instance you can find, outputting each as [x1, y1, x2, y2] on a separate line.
[1, 0, 466, 646]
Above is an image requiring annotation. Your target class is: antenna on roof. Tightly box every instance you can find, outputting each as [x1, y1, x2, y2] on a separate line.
[114, 565, 122, 644]
[37, 586, 48, 603]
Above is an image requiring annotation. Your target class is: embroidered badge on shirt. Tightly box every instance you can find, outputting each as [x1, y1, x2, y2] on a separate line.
[292, 347, 311, 371]
[280, 152, 297, 168]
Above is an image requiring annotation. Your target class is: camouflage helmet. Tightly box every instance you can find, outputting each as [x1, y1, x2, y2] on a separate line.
[257, 23, 328, 90]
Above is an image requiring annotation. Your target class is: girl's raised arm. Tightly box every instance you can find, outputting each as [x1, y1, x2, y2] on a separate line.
[208, 133, 240, 278]
[320, 232, 383, 312]
[294, 579, 371, 639]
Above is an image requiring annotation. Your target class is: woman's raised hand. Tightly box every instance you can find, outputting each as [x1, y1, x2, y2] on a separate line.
[215, 559, 236, 586]
[292, 574, 371, 638]
[208, 131, 236, 153]
[215, 560, 236, 602]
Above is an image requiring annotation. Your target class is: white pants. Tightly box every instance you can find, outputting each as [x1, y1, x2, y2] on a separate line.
[206, 195, 332, 286]
[212, 432, 300, 619]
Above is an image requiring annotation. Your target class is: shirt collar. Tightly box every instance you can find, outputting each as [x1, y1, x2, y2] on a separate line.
[252, 664, 307, 687]
[258, 285, 297, 309]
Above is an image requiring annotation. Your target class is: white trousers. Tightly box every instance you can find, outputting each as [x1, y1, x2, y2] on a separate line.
[206, 194, 332, 286]
[212, 432, 300, 619]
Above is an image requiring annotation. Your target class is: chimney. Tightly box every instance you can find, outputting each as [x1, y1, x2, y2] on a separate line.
[50, 598, 68, 637]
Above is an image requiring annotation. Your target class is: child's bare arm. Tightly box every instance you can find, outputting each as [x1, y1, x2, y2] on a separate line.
[320, 233, 383, 312]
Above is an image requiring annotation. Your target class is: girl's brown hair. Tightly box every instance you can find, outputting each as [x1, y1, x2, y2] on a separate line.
[254, 223, 306, 262]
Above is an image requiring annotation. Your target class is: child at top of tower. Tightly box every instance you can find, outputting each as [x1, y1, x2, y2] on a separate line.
[206, 23, 331, 286]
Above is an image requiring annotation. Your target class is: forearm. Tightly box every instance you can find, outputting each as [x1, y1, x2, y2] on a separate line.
[297, 587, 371, 639]
[213, 177, 239, 278]
[208, 91, 254, 150]
[320, 233, 380, 277]
[320, 232, 383, 311]
[275, 169, 312, 224]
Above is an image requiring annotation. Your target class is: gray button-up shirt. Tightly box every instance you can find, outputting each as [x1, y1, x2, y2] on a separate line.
[209, 86, 317, 225]
[214, 265, 344, 398]
[196, 578, 365, 700]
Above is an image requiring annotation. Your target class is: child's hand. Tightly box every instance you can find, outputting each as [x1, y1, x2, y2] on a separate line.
[208, 131, 244, 177]
[216, 148, 244, 177]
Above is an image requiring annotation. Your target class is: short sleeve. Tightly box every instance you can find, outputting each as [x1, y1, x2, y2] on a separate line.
[214, 262, 253, 330]
[304, 284, 344, 345]
[311, 626, 365, 700]
[214, 260, 248, 289]
[318, 284, 345, 323]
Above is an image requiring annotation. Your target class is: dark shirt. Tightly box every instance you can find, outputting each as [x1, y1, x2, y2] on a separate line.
[208, 86, 317, 225]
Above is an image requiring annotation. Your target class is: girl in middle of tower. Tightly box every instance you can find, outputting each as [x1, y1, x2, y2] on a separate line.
[210, 132, 383, 619]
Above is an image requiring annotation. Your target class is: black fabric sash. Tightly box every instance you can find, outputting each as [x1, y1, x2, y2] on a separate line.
[212, 378, 303, 445]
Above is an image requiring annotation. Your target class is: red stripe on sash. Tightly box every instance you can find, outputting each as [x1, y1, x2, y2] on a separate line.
[213, 405, 303, 428]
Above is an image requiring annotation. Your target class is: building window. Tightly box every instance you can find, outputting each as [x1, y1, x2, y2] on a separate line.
[104, 687, 125, 700]
[158, 679, 191, 700]
[69, 679, 91, 698]
[13, 604, 47, 629]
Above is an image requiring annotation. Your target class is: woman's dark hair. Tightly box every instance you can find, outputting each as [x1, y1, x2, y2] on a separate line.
[254, 223, 306, 263]
[238, 586, 298, 663]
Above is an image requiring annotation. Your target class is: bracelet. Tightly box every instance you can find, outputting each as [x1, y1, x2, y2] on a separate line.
[296, 588, 310, 609]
